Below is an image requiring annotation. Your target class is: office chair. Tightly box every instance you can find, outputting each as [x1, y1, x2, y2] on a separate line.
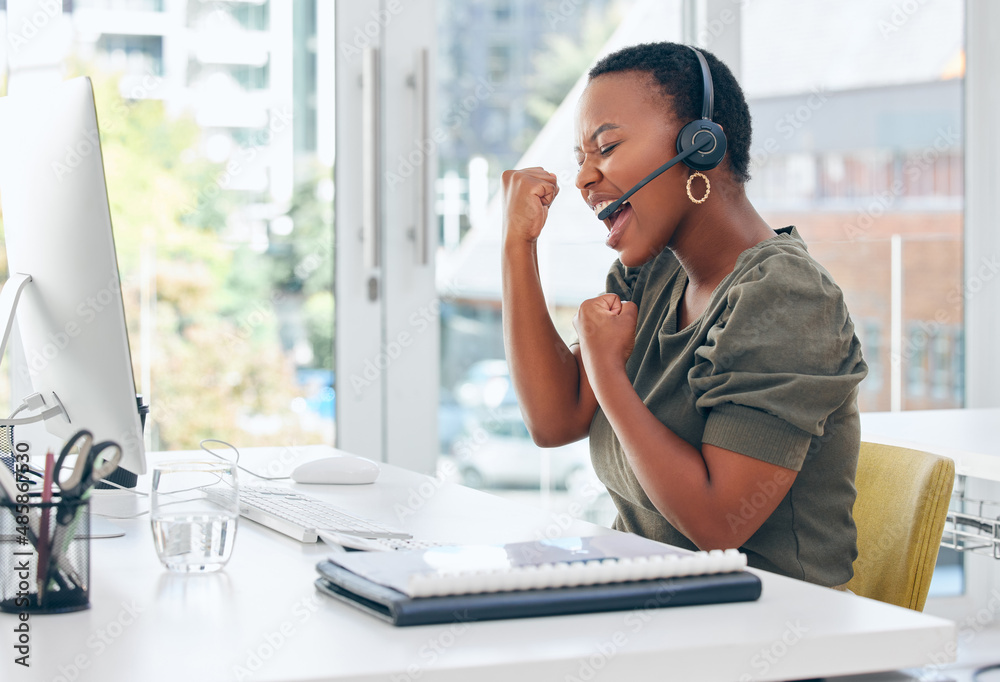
[845, 441, 955, 611]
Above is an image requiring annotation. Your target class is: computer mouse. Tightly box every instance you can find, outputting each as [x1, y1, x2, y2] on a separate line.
[290, 455, 380, 485]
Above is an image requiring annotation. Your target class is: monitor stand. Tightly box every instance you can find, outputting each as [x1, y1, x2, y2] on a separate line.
[0, 273, 32, 357]
[0, 273, 67, 427]
[1, 273, 146, 489]
[88, 516, 127, 539]
[90, 487, 144, 523]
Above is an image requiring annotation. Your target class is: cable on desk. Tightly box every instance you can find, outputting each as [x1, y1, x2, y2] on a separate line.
[200, 439, 291, 481]
[974, 663, 1000, 681]
[88, 476, 150, 519]
[93, 441, 234, 520]
[87, 438, 293, 520]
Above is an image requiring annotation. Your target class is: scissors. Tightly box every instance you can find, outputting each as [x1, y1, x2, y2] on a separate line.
[54, 429, 123, 507]
[42, 430, 123, 598]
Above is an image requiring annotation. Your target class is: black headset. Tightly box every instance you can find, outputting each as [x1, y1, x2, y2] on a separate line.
[597, 45, 728, 221]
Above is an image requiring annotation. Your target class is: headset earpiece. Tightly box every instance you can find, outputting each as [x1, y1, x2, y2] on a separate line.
[678, 46, 728, 172]
[676, 118, 727, 171]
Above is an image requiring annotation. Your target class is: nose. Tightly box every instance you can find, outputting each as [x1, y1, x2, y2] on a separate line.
[575, 156, 600, 191]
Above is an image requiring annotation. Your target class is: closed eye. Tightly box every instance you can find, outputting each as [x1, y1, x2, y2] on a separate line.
[575, 140, 620, 168]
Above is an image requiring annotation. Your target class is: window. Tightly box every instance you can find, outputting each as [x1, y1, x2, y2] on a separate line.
[229, 63, 270, 91]
[74, 0, 165, 10]
[432, 0, 972, 583]
[487, 44, 511, 83]
[742, 0, 966, 601]
[1, 1, 334, 453]
[744, 5, 964, 413]
[435, 0, 636, 523]
[95, 34, 163, 77]
[493, 0, 512, 22]
[856, 319, 884, 395]
[230, 1, 269, 32]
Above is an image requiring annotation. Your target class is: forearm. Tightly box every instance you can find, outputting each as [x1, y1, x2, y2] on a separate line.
[501, 239, 593, 445]
[588, 364, 750, 549]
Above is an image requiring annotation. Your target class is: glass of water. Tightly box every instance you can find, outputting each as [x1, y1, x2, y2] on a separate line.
[150, 460, 239, 572]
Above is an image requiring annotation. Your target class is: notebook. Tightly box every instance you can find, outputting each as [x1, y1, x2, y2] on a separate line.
[314, 534, 762, 626]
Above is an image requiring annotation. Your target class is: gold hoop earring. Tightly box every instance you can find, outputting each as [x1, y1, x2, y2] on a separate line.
[686, 171, 710, 204]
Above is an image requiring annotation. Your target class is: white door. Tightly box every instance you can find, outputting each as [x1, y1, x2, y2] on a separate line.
[335, 0, 439, 472]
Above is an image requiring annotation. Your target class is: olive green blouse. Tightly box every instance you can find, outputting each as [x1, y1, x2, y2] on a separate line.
[589, 227, 868, 587]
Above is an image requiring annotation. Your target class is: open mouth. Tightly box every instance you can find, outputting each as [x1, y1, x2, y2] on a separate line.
[593, 199, 629, 224]
[593, 199, 633, 249]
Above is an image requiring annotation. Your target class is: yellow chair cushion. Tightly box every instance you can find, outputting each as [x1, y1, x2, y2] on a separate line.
[845, 441, 955, 611]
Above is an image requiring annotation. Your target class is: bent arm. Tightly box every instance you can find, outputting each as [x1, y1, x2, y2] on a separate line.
[501, 239, 598, 446]
[586, 362, 797, 549]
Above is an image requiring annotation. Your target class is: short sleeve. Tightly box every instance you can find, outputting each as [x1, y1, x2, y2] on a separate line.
[688, 251, 868, 471]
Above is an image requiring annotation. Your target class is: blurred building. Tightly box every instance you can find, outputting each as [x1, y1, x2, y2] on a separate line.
[437, 0, 619, 173]
[747, 78, 963, 412]
[435, 0, 624, 249]
[64, 0, 333, 249]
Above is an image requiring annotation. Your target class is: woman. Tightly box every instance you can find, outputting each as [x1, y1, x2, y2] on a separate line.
[500, 42, 867, 588]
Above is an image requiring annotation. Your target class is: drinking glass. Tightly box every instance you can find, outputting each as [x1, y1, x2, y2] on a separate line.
[150, 460, 239, 572]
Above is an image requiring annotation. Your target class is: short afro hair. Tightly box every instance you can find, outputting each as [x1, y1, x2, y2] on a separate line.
[588, 42, 752, 184]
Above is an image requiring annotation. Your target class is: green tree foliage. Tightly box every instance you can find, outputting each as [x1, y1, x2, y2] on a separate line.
[303, 290, 335, 372]
[265, 163, 335, 370]
[0, 68, 335, 452]
[83, 70, 324, 450]
[269, 164, 334, 298]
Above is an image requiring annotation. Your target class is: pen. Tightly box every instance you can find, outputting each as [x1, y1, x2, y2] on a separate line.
[0, 457, 19, 504]
[37, 450, 55, 606]
[46, 489, 93, 591]
[0, 457, 72, 593]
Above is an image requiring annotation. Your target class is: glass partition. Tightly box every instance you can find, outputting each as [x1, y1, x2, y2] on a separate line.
[432, 1, 967, 555]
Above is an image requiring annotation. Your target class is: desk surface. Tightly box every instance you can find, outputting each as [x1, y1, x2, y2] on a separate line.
[1, 446, 955, 682]
[862, 408, 1000, 482]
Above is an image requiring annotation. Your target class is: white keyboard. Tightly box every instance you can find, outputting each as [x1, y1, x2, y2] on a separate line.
[237, 486, 438, 551]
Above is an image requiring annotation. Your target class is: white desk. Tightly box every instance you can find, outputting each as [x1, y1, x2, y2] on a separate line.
[862, 408, 1000, 482]
[1, 446, 955, 682]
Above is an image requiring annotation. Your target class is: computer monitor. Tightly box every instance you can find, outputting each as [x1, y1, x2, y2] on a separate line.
[0, 77, 146, 488]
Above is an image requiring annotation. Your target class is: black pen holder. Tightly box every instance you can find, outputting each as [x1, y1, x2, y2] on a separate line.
[0, 497, 90, 614]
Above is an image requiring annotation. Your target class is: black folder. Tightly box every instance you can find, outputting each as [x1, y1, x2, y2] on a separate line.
[314, 535, 762, 626]
[315, 561, 761, 626]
